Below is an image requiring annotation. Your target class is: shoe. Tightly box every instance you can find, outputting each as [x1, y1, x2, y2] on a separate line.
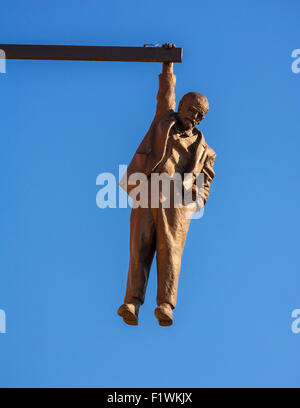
[154, 303, 173, 326]
[117, 303, 140, 326]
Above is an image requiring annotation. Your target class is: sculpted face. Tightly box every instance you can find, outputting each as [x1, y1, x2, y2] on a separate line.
[177, 93, 209, 131]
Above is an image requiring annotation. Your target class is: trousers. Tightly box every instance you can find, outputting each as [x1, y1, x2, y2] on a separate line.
[123, 180, 193, 309]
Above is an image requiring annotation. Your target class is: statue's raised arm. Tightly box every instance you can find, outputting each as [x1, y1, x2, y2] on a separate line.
[154, 43, 177, 123]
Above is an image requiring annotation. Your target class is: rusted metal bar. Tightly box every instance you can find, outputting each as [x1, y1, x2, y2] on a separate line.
[0, 44, 182, 63]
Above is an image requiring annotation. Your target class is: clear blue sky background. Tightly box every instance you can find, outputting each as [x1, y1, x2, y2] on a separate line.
[1, 0, 300, 388]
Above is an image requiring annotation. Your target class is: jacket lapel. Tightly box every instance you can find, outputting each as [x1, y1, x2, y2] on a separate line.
[148, 113, 177, 173]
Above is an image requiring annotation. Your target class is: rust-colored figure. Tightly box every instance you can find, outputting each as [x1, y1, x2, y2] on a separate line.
[118, 43, 216, 326]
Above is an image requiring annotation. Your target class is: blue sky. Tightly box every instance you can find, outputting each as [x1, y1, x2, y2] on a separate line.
[1, 0, 300, 388]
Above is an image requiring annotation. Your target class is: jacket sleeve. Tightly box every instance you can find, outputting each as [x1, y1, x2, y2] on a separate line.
[192, 149, 216, 208]
[154, 72, 176, 122]
[202, 151, 216, 204]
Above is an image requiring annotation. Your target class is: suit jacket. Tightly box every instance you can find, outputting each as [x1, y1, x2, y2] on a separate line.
[119, 72, 216, 205]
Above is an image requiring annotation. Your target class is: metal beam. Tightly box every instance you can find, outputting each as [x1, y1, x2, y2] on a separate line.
[0, 44, 182, 63]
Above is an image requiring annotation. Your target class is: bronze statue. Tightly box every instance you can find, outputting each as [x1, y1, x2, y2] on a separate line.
[118, 43, 216, 326]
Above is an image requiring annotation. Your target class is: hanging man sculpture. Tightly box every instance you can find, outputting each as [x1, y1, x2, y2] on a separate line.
[117, 43, 216, 326]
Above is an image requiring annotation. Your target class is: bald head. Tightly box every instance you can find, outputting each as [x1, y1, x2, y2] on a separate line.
[177, 92, 209, 131]
[178, 92, 209, 117]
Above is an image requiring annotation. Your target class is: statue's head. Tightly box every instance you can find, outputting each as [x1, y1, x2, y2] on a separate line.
[177, 92, 209, 130]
